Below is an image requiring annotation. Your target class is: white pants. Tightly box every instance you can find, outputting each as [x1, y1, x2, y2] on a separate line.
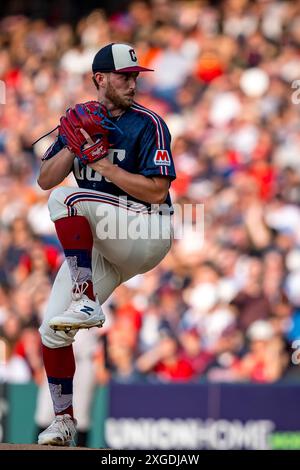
[39, 187, 172, 348]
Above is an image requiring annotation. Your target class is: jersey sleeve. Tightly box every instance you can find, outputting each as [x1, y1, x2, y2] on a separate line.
[137, 117, 176, 180]
[41, 135, 65, 161]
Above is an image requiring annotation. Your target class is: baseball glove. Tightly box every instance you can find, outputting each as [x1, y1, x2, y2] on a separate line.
[58, 101, 113, 165]
[33, 101, 121, 165]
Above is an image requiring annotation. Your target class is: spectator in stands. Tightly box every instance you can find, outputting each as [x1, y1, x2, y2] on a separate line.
[0, 0, 300, 388]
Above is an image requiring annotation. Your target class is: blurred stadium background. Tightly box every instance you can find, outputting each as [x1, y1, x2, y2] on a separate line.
[0, 0, 300, 449]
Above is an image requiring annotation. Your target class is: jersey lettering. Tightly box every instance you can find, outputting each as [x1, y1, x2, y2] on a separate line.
[74, 149, 126, 182]
[70, 105, 175, 208]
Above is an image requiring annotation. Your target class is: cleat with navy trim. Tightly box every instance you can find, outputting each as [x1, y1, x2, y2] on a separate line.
[49, 294, 105, 331]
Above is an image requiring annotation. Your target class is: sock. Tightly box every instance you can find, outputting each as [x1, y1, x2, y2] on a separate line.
[55, 216, 95, 300]
[42, 345, 75, 418]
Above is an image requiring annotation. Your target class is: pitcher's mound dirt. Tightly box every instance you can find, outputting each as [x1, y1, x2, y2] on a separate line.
[0, 443, 98, 450]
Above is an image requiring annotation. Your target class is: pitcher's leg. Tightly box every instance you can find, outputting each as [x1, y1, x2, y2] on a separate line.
[46, 187, 172, 331]
[47, 187, 95, 299]
[38, 261, 77, 445]
[39, 261, 75, 348]
[47, 187, 104, 332]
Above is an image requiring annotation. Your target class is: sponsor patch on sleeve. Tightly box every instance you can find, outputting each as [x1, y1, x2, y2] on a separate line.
[154, 149, 171, 166]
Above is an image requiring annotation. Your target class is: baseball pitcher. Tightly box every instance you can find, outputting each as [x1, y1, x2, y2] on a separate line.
[36, 43, 176, 446]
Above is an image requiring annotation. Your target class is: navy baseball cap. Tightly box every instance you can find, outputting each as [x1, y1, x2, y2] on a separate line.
[92, 43, 154, 74]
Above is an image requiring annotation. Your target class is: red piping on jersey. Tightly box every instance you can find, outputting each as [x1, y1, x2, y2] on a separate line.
[131, 103, 166, 149]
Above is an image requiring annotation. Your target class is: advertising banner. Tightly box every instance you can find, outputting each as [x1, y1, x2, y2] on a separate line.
[105, 382, 300, 450]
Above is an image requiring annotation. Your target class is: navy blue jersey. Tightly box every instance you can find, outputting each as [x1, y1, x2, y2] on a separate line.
[44, 102, 176, 211]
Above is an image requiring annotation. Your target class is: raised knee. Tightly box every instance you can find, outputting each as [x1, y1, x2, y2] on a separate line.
[48, 186, 68, 211]
[39, 323, 76, 349]
[48, 187, 69, 221]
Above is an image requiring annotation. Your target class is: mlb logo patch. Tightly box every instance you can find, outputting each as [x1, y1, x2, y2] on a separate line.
[154, 149, 171, 166]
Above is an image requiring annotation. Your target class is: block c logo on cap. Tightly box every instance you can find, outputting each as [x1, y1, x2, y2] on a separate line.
[154, 150, 171, 166]
[129, 49, 137, 62]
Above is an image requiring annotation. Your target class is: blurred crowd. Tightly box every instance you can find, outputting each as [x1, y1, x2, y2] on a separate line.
[1, 0, 300, 388]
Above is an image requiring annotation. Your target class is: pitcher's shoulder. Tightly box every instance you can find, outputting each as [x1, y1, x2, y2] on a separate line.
[130, 102, 170, 140]
[130, 102, 168, 126]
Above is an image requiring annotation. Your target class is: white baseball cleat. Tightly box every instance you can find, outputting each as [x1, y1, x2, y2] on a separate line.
[49, 294, 105, 332]
[38, 414, 77, 446]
